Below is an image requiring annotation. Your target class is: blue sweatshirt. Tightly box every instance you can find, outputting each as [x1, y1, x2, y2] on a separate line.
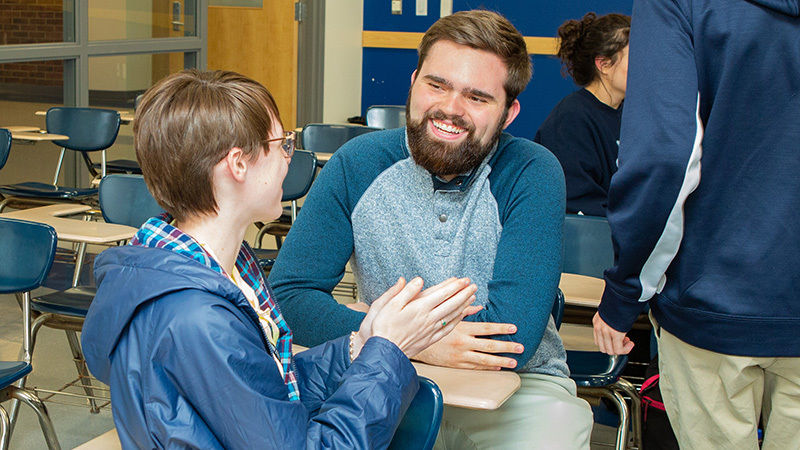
[535, 88, 622, 217]
[600, 0, 800, 357]
[270, 129, 569, 376]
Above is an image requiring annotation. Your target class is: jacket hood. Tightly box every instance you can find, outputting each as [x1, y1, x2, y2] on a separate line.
[750, 0, 799, 15]
[82, 245, 246, 382]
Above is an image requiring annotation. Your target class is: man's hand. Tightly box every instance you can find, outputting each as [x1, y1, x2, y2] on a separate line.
[412, 321, 523, 371]
[592, 312, 634, 355]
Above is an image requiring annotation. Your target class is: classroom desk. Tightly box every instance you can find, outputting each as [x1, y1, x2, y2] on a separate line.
[0, 204, 135, 243]
[2, 126, 69, 142]
[559, 273, 604, 308]
[411, 361, 520, 410]
[3, 125, 39, 133]
[315, 152, 332, 167]
[0, 204, 137, 285]
[35, 110, 134, 124]
[293, 344, 520, 410]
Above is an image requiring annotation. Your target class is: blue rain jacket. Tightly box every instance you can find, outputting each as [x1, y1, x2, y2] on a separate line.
[81, 245, 418, 449]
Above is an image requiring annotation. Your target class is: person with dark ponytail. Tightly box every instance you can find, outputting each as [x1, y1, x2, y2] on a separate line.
[534, 12, 630, 217]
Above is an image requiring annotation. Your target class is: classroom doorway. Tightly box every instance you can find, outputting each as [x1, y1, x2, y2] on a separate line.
[207, 1, 299, 129]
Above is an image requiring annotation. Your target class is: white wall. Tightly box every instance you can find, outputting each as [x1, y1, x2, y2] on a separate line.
[322, 0, 363, 124]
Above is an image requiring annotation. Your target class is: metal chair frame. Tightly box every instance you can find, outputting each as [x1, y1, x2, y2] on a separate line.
[563, 214, 642, 450]
[0, 218, 62, 449]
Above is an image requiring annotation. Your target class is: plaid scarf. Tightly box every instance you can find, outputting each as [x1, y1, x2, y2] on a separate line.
[131, 214, 300, 401]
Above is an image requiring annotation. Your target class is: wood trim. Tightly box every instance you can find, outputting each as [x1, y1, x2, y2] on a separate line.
[524, 36, 559, 56]
[362, 31, 558, 56]
[362, 31, 424, 49]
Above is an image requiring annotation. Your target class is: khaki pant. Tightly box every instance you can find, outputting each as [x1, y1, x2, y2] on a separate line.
[653, 316, 800, 450]
[433, 373, 593, 450]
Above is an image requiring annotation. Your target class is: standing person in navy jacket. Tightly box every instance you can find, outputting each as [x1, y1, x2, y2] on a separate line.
[592, 1, 800, 448]
[534, 12, 630, 217]
[81, 70, 478, 449]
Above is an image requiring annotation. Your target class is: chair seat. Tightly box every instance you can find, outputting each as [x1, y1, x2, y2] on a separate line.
[31, 286, 96, 317]
[0, 182, 97, 199]
[93, 159, 142, 174]
[252, 248, 279, 271]
[567, 350, 628, 387]
[0, 361, 32, 388]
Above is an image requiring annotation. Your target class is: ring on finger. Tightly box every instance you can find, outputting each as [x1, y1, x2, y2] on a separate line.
[442, 320, 447, 327]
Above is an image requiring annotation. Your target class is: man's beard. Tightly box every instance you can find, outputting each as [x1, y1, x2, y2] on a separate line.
[406, 107, 507, 177]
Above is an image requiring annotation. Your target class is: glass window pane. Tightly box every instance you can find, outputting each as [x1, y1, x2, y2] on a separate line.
[0, 1, 75, 44]
[89, 0, 197, 41]
[88, 52, 196, 172]
[0, 60, 68, 186]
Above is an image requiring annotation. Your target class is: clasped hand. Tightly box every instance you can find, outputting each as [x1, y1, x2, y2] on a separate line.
[351, 277, 477, 359]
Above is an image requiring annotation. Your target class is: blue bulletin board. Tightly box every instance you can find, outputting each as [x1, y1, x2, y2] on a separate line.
[361, 0, 633, 139]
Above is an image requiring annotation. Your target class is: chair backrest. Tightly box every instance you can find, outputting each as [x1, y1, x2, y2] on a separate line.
[0, 128, 10, 170]
[552, 288, 565, 330]
[282, 150, 318, 202]
[99, 174, 164, 228]
[366, 105, 406, 129]
[388, 376, 443, 450]
[563, 214, 614, 278]
[0, 218, 57, 294]
[46, 107, 121, 151]
[300, 123, 381, 153]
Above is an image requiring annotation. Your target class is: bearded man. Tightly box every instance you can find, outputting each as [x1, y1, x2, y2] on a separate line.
[269, 10, 593, 449]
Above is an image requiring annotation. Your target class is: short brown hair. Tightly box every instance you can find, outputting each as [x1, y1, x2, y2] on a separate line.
[417, 10, 532, 106]
[133, 69, 281, 222]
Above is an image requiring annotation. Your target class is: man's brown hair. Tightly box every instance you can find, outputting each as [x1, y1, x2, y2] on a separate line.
[133, 69, 281, 222]
[416, 10, 532, 106]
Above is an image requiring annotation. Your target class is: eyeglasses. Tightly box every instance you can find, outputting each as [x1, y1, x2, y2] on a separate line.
[265, 130, 296, 158]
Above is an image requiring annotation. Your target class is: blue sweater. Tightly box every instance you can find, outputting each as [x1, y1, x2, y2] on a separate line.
[535, 88, 622, 217]
[82, 245, 418, 449]
[270, 129, 569, 376]
[600, 0, 800, 356]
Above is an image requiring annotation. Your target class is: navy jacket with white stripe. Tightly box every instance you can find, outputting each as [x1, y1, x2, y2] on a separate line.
[600, 0, 800, 356]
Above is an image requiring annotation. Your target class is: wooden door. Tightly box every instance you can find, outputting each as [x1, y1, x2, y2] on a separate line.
[208, 2, 299, 130]
[152, 0, 187, 79]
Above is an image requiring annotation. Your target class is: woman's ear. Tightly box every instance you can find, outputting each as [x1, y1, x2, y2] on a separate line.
[223, 147, 248, 182]
[595, 56, 613, 76]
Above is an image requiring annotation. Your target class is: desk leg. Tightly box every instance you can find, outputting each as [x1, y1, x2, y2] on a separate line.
[71, 242, 87, 288]
[65, 330, 99, 414]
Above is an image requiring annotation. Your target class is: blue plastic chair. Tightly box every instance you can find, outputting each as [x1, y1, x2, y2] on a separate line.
[562, 214, 640, 450]
[10, 175, 162, 422]
[366, 105, 406, 129]
[300, 123, 381, 167]
[0, 218, 61, 449]
[0, 129, 10, 171]
[254, 150, 318, 267]
[563, 214, 614, 278]
[0, 107, 121, 212]
[388, 376, 443, 450]
[98, 174, 164, 229]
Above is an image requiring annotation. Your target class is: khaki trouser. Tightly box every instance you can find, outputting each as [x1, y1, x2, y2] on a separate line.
[653, 315, 800, 450]
[433, 373, 593, 450]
